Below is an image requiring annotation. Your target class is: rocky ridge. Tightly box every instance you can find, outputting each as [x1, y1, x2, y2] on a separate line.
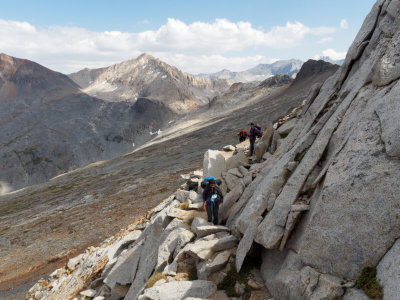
[70, 53, 232, 114]
[28, 0, 400, 298]
[0, 53, 176, 190]
[198, 59, 303, 83]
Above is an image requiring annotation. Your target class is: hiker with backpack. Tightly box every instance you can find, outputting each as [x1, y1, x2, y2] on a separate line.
[238, 129, 248, 143]
[249, 122, 263, 156]
[202, 178, 223, 225]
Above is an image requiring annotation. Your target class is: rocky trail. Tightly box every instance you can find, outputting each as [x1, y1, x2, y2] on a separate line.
[26, 135, 277, 300]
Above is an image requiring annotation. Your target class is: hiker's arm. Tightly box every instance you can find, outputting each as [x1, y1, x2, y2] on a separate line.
[202, 188, 207, 211]
[218, 188, 223, 203]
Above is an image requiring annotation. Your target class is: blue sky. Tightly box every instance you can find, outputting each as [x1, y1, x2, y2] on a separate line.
[0, 0, 376, 74]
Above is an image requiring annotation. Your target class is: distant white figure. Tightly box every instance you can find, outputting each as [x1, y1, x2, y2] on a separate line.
[0, 181, 11, 195]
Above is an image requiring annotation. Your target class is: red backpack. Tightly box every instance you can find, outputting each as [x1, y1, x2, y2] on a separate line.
[239, 129, 247, 137]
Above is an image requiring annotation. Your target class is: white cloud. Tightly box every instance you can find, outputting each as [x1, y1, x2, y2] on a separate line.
[315, 48, 347, 61]
[317, 37, 333, 44]
[340, 19, 349, 29]
[0, 18, 336, 73]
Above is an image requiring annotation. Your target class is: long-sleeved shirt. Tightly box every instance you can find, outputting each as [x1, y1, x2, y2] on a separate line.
[202, 185, 224, 203]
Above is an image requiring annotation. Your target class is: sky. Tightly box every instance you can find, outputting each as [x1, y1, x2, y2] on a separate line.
[0, 0, 377, 74]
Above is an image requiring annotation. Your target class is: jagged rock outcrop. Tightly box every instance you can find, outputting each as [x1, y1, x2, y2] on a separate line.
[27, 146, 273, 300]
[225, 0, 400, 298]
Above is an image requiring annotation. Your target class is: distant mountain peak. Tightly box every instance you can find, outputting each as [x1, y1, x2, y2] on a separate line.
[199, 59, 304, 83]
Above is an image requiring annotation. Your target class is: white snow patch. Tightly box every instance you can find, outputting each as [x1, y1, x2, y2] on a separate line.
[161, 75, 167, 79]
[150, 129, 163, 135]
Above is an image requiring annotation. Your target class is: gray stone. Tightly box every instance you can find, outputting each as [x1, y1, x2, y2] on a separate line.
[223, 145, 236, 152]
[176, 189, 191, 203]
[197, 250, 232, 279]
[203, 150, 226, 179]
[243, 174, 253, 186]
[290, 204, 310, 212]
[188, 190, 199, 202]
[310, 274, 344, 300]
[191, 217, 209, 232]
[141, 280, 217, 300]
[261, 249, 304, 300]
[225, 149, 249, 171]
[125, 214, 176, 300]
[218, 183, 245, 223]
[373, 29, 400, 87]
[156, 227, 195, 272]
[223, 172, 242, 192]
[193, 225, 230, 238]
[183, 235, 237, 260]
[105, 230, 142, 261]
[188, 202, 203, 210]
[286, 161, 297, 172]
[377, 239, 400, 299]
[111, 283, 130, 300]
[236, 216, 263, 272]
[376, 79, 400, 158]
[277, 118, 297, 137]
[270, 131, 281, 154]
[103, 237, 144, 289]
[80, 289, 97, 297]
[343, 288, 369, 300]
[67, 254, 83, 271]
[227, 168, 243, 178]
[238, 165, 249, 177]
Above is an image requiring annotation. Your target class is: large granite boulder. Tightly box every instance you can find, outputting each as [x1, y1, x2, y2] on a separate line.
[203, 150, 226, 179]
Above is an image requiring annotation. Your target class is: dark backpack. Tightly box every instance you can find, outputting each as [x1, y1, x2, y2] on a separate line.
[200, 176, 222, 188]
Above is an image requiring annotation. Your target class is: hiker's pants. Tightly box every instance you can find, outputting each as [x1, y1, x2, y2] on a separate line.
[249, 137, 256, 156]
[206, 202, 219, 225]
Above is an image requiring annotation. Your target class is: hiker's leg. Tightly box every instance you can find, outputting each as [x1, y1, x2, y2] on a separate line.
[250, 138, 255, 155]
[212, 203, 219, 225]
[206, 204, 212, 222]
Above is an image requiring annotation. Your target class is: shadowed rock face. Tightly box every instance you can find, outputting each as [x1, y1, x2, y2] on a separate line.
[0, 54, 176, 190]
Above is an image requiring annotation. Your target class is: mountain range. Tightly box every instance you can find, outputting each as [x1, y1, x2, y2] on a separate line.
[1, 52, 336, 191]
[69, 53, 231, 114]
[198, 59, 304, 82]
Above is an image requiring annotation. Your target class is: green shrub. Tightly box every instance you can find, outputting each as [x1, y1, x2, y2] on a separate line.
[217, 263, 251, 297]
[188, 266, 198, 280]
[146, 272, 167, 288]
[178, 202, 189, 210]
[355, 266, 383, 299]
